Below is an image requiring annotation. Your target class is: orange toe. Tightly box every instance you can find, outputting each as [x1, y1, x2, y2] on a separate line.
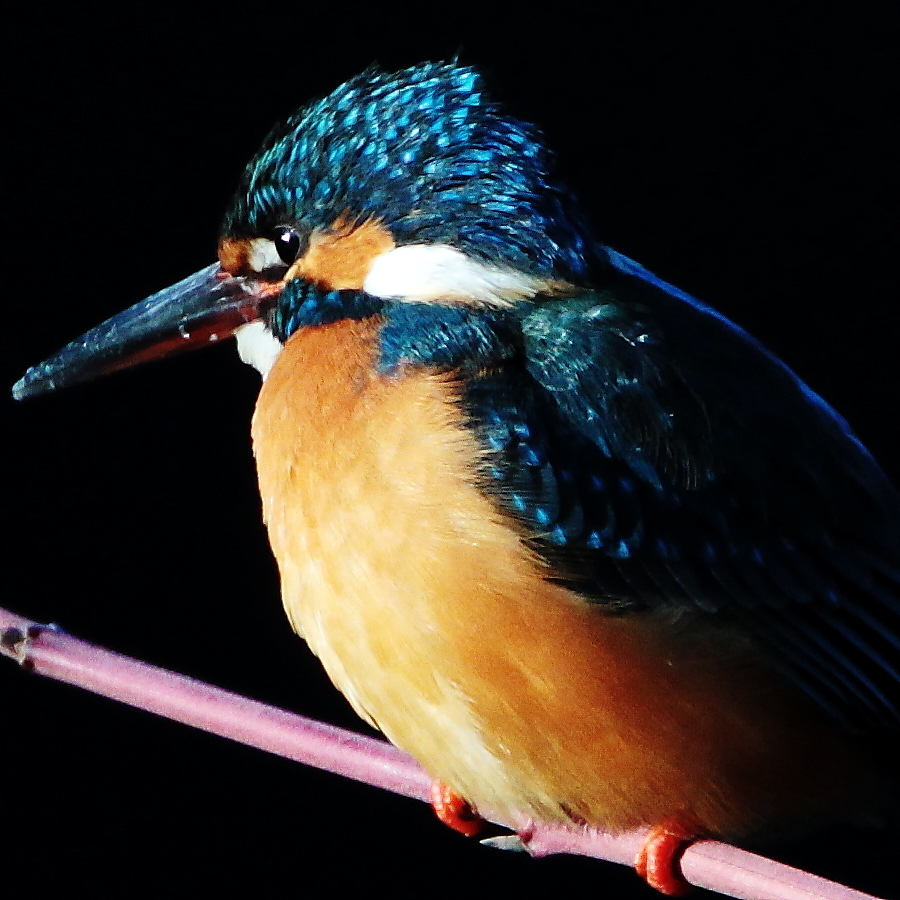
[634, 824, 695, 896]
[430, 780, 486, 838]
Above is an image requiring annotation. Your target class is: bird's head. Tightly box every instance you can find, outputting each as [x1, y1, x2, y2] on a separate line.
[13, 62, 598, 399]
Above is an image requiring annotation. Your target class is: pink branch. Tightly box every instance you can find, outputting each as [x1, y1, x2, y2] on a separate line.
[0, 605, 879, 900]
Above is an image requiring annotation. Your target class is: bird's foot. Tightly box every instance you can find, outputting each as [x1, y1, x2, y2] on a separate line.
[634, 823, 695, 896]
[430, 780, 486, 838]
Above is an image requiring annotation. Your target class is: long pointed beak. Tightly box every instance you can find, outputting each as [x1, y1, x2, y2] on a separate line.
[13, 263, 265, 401]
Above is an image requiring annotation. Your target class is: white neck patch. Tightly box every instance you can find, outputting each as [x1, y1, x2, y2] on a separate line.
[363, 244, 549, 306]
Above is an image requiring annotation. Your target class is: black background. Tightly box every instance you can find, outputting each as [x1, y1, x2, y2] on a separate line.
[4, 4, 897, 897]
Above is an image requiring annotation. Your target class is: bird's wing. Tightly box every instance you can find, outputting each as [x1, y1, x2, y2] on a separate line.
[465, 252, 900, 732]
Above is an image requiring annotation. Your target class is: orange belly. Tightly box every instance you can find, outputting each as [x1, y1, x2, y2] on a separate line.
[252, 317, 873, 840]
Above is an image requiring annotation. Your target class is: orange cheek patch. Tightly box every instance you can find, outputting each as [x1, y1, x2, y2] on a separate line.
[218, 237, 252, 276]
[292, 215, 394, 291]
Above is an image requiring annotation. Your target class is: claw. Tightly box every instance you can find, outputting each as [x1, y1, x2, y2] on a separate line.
[480, 834, 528, 852]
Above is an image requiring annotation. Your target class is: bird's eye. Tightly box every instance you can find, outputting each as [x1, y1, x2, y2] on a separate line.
[274, 226, 303, 265]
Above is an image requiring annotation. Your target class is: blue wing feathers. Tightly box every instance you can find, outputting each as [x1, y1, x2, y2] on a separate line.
[456, 255, 900, 731]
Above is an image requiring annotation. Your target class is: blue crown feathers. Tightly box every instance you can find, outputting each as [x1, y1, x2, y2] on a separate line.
[224, 63, 599, 283]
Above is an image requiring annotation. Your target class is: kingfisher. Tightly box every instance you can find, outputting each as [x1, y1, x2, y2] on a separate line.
[13, 63, 900, 894]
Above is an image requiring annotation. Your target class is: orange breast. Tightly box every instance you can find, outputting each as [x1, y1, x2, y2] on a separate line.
[252, 317, 873, 839]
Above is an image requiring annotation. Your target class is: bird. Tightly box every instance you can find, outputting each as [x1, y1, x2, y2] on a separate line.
[13, 62, 900, 894]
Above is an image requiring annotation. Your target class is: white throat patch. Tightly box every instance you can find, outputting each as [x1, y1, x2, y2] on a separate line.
[235, 321, 283, 378]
